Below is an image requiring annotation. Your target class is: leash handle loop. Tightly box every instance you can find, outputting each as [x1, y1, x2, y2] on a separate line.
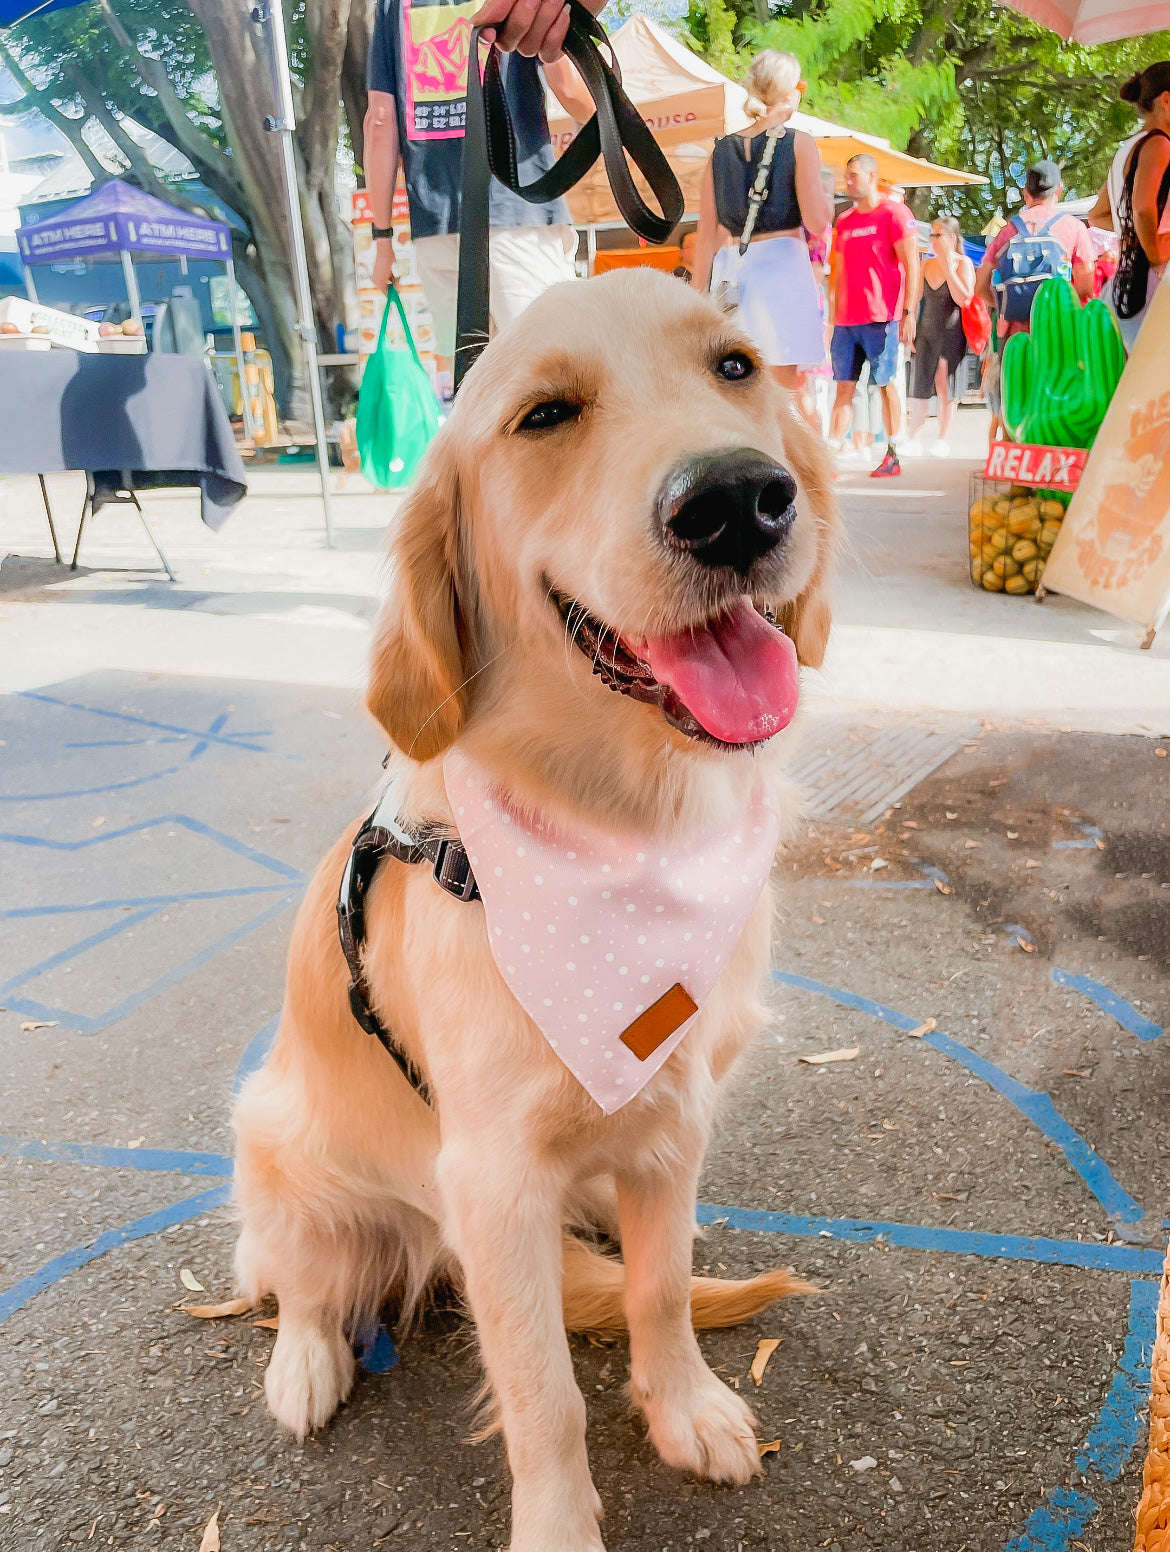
[456, 1, 684, 390]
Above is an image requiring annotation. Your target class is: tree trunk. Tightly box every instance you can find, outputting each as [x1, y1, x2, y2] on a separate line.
[185, 0, 359, 419]
[184, 0, 321, 418]
[343, 0, 373, 175]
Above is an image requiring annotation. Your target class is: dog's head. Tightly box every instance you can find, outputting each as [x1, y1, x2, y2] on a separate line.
[368, 270, 837, 820]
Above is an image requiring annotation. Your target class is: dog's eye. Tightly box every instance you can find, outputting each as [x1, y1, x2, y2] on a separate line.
[519, 399, 581, 431]
[716, 352, 755, 382]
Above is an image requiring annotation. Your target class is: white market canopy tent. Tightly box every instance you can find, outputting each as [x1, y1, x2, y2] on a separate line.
[547, 16, 985, 226]
[998, 0, 1170, 43]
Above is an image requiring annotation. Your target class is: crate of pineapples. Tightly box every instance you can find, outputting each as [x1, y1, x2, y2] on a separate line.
[967, 475, 1069, 595]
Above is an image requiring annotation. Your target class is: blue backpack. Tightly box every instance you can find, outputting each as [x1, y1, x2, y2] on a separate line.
[993, 213, 1071, 323]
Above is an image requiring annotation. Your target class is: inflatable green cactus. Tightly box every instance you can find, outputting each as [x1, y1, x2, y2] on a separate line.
[1000, 278, 1125, 448]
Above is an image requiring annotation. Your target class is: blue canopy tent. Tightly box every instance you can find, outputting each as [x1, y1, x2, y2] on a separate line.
[2, 0, 337, 541]
[16, 178, 254, 439]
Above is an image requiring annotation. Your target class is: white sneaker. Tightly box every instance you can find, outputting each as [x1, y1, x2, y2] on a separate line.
[836, 444, 861, 465]
[900, 439, 924, 457]
[929, 440, 951, 458]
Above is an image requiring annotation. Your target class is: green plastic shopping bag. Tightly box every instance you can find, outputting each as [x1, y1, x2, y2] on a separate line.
[356, 289, 441, 489]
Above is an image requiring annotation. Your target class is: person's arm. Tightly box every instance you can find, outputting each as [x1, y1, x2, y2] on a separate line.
[1067, 223, 1097, 301]
[473, 0, 605, 60]
[364, 89, 400, 292]
[942, 251, 976, 308]
[1071, 256, 1096, 301]
[543, 56, 593, 122]
[895, 229, 919, 346]
[1086, 181, 1114, 231]
[1132, 134, 1170, 268]
[690, 155, 727, 293]
[793, 131, 832, 238]
[974, 230, 1002, 306]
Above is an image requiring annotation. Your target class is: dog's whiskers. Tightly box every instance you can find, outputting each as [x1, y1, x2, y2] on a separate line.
[405, 645, 513, 761]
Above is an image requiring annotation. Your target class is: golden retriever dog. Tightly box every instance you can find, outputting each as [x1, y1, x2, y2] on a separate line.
[232, 268, 837, 1551]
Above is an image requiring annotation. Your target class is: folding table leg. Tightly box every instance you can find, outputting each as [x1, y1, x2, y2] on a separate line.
[37, 475, 63, 564]
[70, 492, 89, 571]
[131, 494, 177, 582]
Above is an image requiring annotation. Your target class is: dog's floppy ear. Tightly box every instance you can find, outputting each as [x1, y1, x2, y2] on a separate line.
[366, 446, 469, 762]
[777, 404, 839, 669]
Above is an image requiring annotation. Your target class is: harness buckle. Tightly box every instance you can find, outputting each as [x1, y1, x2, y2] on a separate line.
[432, 838, 479, 901]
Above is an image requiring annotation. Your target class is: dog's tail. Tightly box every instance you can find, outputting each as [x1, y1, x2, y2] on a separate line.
[560, 1236, 813, 1334]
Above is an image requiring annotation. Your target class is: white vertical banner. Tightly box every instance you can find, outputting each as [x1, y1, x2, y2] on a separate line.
[1042, 281, 1170, 639]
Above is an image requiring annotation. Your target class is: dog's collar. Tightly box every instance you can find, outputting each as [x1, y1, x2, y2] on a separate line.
[337, 787, 480, 1105]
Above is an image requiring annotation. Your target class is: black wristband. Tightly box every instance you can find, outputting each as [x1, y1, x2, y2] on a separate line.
[371, 225, 393, 240]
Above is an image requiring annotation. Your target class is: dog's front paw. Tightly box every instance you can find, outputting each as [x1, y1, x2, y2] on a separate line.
[637, 1370, 762, 1485]
[264, 1315, 355, 1439]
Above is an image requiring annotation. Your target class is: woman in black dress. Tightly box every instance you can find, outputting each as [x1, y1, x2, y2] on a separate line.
[904, 215, 974, 458]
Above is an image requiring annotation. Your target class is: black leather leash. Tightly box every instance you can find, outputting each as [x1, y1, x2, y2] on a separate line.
[454, 0, 683, 389]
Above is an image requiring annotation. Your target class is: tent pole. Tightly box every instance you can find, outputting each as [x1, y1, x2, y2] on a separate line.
[120, 249, 143, 326]
[24, 264, 39, 302]
[253, 0, 336, 547]
[225, 255, 256, 442]
[586, 225, 597, 277]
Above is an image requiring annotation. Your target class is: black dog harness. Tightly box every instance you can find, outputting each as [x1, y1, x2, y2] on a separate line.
[337, 790, 479, 1106]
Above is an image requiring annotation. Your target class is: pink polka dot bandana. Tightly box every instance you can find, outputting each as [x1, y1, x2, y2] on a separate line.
[444, 751, 781, 1113]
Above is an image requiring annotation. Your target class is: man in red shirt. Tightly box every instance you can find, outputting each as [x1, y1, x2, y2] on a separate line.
[828, 154, 920, 479]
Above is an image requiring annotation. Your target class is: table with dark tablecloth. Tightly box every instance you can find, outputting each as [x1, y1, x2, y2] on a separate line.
[0, 350, 247, 528]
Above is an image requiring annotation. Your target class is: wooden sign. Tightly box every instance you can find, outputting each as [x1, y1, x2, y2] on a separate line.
[1042, 282, 1170, 640]
[983, 442, 1086, 489]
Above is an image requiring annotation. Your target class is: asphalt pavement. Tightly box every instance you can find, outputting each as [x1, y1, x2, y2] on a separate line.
[1, 418, 1167, 1552]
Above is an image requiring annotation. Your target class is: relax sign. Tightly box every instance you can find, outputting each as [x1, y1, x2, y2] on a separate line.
[984, 442, 1087, 490]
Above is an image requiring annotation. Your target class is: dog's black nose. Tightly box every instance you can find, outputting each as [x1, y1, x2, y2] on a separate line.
[658, 449, 798, 575]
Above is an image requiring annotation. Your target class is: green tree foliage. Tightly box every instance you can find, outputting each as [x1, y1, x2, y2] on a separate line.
[684, 0, 1170, 226]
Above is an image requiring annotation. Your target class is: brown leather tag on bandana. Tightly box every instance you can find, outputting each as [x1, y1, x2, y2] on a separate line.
[619, 983, 699, 1062]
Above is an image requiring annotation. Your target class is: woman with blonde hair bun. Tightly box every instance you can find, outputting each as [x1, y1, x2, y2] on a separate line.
[692, 49, 832, 395]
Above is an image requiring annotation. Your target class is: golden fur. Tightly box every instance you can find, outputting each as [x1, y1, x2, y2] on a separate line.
[232, 270, 837, 1551]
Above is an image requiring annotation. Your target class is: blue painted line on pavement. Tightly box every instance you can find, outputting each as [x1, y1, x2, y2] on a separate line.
[1003, 1279, 1158, 1550]
[841, 861, 951, 892]
[0, 1184, 232, 1325]
[1, 883, 297, 920]
[65, 736, 191, 749]
[0, 905, 159, 999]
[0, 813, 304, 881]
[1052, 822, 1104, 852]
[15, 693, 273, 753]
[233, 1016, 280, 1094]
[0, 1136, 233, 1177]
[1003, 1486, 1098, 1551]
[2, 893, 300, 1034]
[840, 879, 937, 890]
[695, 1204, 1163, 1275]
[771, 971, 1144, 1224]
[1052, 969, 1163, 1042]
[0, 765, 191, 803]
[1075, 1278, 1160, 1479]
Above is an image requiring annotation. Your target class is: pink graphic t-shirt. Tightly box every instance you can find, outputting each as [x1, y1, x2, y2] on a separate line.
[833, 198, 919, 326]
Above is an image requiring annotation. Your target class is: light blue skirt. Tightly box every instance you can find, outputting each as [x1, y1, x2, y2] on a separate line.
[712, 235, 825, 369]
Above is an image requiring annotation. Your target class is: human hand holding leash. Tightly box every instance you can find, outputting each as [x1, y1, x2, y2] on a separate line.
[472, 0, 606, 62]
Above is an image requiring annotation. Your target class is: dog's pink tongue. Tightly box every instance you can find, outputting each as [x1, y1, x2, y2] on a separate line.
[640, 597, 800, 745]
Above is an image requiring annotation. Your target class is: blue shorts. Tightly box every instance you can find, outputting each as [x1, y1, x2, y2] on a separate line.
[831, 320, 900, 387]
